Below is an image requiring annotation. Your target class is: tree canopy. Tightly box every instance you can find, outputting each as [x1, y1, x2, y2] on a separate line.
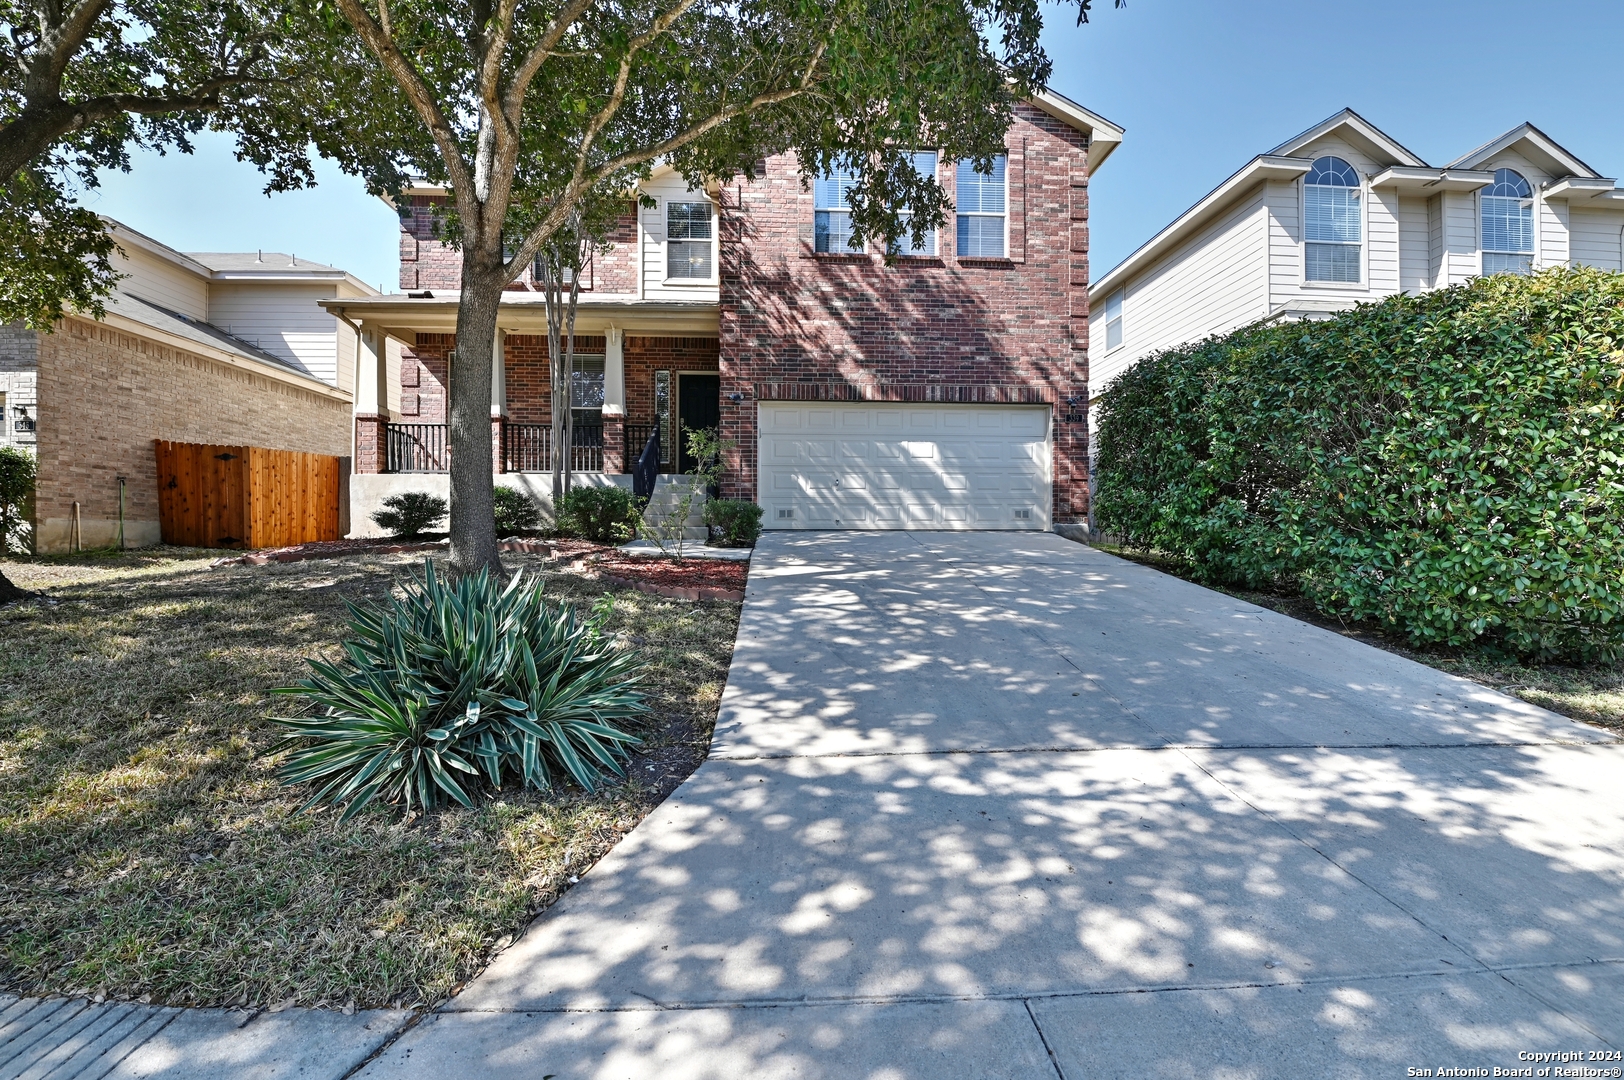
[0, 0, 316, 326]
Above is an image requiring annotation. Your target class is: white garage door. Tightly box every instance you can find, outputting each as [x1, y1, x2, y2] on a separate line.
[758, 403, 1051, 530]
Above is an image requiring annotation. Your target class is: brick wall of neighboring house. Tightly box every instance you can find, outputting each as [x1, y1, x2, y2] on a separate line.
[0, 324, 40, 453]
[397, 196, 642, 294]
[32, 315, 350, 551]
[717, 103, 1093, 522]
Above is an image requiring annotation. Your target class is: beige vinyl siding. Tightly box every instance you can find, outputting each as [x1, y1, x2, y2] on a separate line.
[1398, 196, 1431, 292]
[1442, 191, 1480, 285]
[639, 175, 720, 302]
[1427, 194, 1445, 288]
[115, 246, 209, 320]
[1568, 208, 1624, 270]
[1088, 185, 1267, 398]
[1366, 189, 1401, 295]
[1538, 195, 1570, 269]
[207, 284, 343, 386]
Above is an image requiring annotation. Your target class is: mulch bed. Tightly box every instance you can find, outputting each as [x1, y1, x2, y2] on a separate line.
[207, 534, 747, 600]
[565, 546, 748, 601]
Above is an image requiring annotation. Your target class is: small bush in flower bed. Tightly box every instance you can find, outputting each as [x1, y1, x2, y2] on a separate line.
[494, 486, 542, 535]
[704, 499, 763, 546]
[556, 486, 640, 543]
[372, 492, 447, 538]
[1094, 266, 1624, 661]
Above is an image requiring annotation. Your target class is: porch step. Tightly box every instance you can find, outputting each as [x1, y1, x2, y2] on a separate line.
[640, 476, 709, 541]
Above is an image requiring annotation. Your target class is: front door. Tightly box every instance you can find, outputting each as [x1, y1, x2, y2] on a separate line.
[676, 373, 721, 473]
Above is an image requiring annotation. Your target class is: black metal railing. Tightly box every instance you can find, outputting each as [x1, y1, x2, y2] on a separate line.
[632, 426, 660, 499]
[385, 423, 449, 473]
[624, 423, 655, 472]
[504, 423, 604, 473]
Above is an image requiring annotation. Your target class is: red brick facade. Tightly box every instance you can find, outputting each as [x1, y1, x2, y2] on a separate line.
[381, 102, 1093, 523]
[717, 104, 1092, 521]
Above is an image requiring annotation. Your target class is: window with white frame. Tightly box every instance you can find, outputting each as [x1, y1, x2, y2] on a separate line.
[666, 201, 714, 279]
[1304, 156, 1362, 283]
[1103, 289, 1124, 350]
[955, 155, 1007, 257]
[814, 166, 860, 253]
[1481, 168, 1534, 275]
[570, 354, 606, 424]
[889, 151, 939, 256]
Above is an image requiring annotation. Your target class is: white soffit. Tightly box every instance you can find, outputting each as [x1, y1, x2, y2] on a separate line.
[1369, 166, 1494, 194]
[1029, 89, 1125, 173]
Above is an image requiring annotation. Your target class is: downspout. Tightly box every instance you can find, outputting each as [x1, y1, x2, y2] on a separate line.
[333, 306, 364, 465]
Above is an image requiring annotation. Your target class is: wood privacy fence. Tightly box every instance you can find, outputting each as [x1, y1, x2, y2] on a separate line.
[155, 440, 343, 548]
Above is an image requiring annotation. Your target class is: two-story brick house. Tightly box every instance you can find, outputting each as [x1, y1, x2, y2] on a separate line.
[331, 91, 1122, 534]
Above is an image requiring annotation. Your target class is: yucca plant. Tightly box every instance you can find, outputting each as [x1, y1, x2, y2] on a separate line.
[273, 562, 645, 819]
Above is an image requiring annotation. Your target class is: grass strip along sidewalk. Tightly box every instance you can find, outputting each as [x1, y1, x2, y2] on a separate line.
[0, 547, 740, 1011]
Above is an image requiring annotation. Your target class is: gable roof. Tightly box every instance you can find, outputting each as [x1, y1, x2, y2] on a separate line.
[1030, 89, 1124, 172]
[1268, 108, 1427, 168]
[1445, 122, 1601, 179]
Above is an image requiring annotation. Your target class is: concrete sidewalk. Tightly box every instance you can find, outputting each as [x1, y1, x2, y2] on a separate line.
[0, 996, 408, 1080]
[358, 531, 1624, 1077]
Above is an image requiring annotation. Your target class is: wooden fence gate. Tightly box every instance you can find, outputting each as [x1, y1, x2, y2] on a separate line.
[155, 440, 342, 548]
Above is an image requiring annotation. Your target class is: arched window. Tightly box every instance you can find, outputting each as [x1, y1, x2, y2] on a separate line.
[1481, 168, 1534, 275]
[1304, 156, 1362, 283]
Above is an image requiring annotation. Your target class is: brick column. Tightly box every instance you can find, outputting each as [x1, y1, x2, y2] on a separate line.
[601, 414, 624, 473]
[492, 329, 508, 472]
[491, 417, 507, 473]
[355, 415, 386, 474]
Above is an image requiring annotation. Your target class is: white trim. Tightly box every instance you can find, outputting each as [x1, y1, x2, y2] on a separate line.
[661, 195, 720, 286]
[1269, 109, 1427, 168]
[1028, 89, 1124, 173]
[953, 152, 1012, 260]
[1300, 156, 1367, 288]
[1446, 123, 1601, 178]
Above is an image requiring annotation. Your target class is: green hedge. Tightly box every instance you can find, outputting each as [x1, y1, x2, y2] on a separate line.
[1094, 267, 1624, 661]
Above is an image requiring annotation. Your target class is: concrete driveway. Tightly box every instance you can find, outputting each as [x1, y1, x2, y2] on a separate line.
[363, 532, 1624, 1079]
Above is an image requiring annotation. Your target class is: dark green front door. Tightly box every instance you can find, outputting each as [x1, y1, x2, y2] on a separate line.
[676, 373, 720, 473]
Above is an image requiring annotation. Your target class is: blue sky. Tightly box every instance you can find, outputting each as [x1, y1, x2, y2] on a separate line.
[84, 0, 1624, 290]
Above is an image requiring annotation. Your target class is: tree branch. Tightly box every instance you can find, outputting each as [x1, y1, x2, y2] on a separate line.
[330, 0, 476, 217]
[503, 0, 596, 120]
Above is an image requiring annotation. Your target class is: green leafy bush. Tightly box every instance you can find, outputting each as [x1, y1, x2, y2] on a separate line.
[273, 563, 645, 818]
[556, 485, 639, 543]
[1094, 266, 1624, 661]
[493, 486, 541, 535]
[704, 499, 763, 546]
[0, 446, 34, 555]
[371, 491, 447, 537]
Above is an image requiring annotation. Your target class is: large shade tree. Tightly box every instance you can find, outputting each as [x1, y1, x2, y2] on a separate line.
[1, 0, 316, 328]
[288, 0, 1115, 574]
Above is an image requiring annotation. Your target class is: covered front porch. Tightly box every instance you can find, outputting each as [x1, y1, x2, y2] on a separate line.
[323, 293, 721, 532]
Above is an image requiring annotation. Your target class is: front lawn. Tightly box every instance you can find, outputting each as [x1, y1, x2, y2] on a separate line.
[0, 547, 740, 1010]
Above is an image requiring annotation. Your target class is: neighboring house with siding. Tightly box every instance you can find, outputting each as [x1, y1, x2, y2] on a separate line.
[330, 91, 1122, 535]
[5, 219, 370, 552]
[1086, 109, 1624, 480]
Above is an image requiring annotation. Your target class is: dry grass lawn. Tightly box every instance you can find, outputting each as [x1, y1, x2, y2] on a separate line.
[0, 547, 740, 1011]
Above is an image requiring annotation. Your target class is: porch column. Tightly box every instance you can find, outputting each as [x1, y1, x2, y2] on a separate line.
[492, 329, 509, 473]
[602, 325, 626, 473]
[354, 323, 389, 474]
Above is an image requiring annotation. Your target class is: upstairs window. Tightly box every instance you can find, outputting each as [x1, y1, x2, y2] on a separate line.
[1482, 168, 1534, 275]
[814, 167, 860, 253]
[1103, 289, 1124, 350]
[955, 155, 1007, 257]
[1304, 156, 1361, 283]
[666, 201, 714, 280]
[889, 151, 939, 257]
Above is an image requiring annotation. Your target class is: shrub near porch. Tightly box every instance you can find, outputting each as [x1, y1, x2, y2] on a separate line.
[1094, 267, 1624, 662]
[0, 548, 739, 1009]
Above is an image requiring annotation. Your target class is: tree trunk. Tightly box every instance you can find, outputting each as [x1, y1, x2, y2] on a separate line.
[0, 567, 28, 604]
[448, 257, 504, 577]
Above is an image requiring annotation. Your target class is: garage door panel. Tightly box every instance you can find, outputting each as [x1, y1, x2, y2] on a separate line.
[759, 403, 1051, 531]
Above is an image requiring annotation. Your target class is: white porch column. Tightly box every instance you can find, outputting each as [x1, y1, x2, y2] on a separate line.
[492, 328, 508, 417]
[603, 325, 626, 417]
[355, 324, 388, 417]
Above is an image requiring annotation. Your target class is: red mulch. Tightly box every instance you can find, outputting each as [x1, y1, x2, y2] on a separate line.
[566, 547, 748, 591]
